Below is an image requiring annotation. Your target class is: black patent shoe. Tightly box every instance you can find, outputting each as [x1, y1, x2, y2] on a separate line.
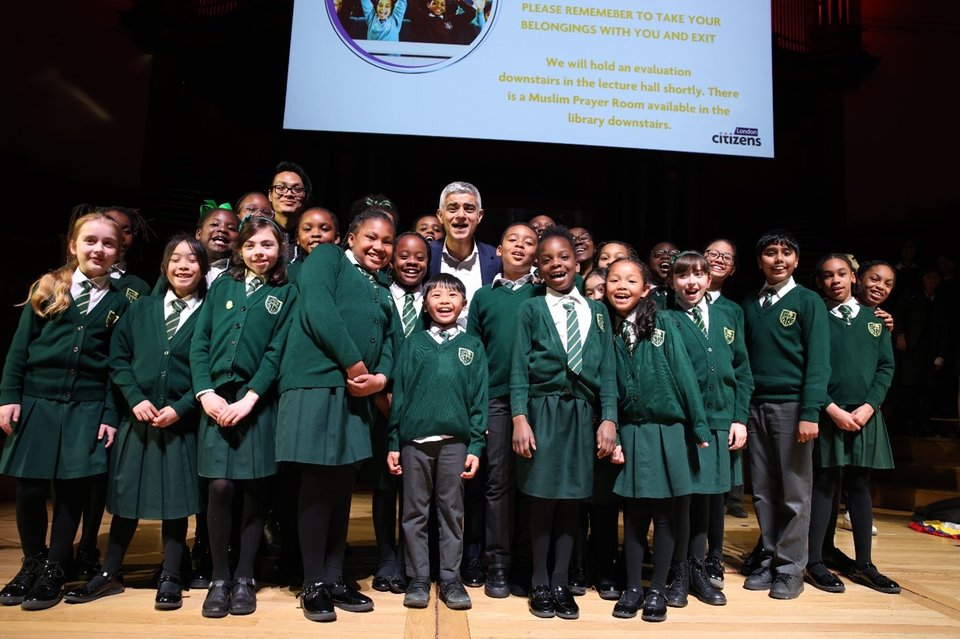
[155, 574, 183, 611]
[640, 588, 667, 622]
[461, 558, 485, 588]
[190, 547, 212, 589]
[21, 560, 66, 611]
[567, 567, 589, 596]
[850, 564, 901, 594]
[612, 585, 642, 619]
[328, 578, 374, 612]
[739, 540, 768, 576]
[65, 571, 125, 604]
[704, 556, 725, 590]
[552, 585, 579, 620]
[388, 573, 408, 594]
[596, 575, 621, 601]
[230, 577, 257, 615]
[822, 547, 857, 574]
[0, 552, 46, 606]
[804, 563, 845, 593]
[301, 581, 336, 621]
[528, 584, 555, 618]
[372, 575, 392, 592]
[201, 579, 231, 618]
[74, 548, 102, 582]
[665, 562, 688, 608]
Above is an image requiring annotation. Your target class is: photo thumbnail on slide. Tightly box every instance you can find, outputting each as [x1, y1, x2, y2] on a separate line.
[286, 0, 774, 158]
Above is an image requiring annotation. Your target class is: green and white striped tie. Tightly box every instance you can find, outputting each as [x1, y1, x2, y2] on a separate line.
[618, 319, 634, 354]
[402, 293, 417, 337]
[165, 299, 187, 341]
[692, 306, 707, 336]
[838, 304, 852, 325]
[75, 280, 93, 316]
[563, 300, 583, 375]
[246, 276, 263, 297]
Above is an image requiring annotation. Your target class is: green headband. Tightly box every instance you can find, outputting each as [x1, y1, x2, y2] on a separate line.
[199, 199, 233, 217]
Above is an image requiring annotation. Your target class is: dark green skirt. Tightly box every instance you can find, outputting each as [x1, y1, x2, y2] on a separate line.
[357, 410, 396, 491]
[276, 387, 373, 466]
[0, 395, 108, 480]
[690, 429, 732, 495]
[816, 407, 895, 470]
[614, 421, 693, 499]
[517, 395, 594, 500]
[198, 384, 278, 480]
[107, 417, 201, 520]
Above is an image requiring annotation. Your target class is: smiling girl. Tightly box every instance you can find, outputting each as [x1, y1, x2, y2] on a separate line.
[0, 213, 132, 611]
[189, 216, 297, 618]
[277, 207, 399, 622]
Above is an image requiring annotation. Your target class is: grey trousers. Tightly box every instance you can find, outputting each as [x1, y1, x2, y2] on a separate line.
[401, 439, 467, 581]
[747, 401, 813, 576]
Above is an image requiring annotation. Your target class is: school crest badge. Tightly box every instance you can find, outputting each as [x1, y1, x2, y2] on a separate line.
[125, 288, 140, 302]
[265, 295, 283, 315]
[458, 347, 474, 366]
[867, 322, 883, 337]
[596, 313, 605, 332]
[779, 309, 797, 327]
[105, 310, 119, 327]
[651, 328, 665, 347]
[724, 327, 735, 344]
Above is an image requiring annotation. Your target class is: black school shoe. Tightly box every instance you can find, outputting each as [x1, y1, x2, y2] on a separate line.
[154, 574, 183, 611]
[229, 577, 257, 615]
[689, 560, 726, 605]
[461, 557, 485, 588]
[0, 552, 46, 606]
[704, 556, 725, 590]
[20, 560, 66, 611]
[849, 564, 901, 594]
[640, 588, 667, 622]
[595, 575, 621, 600]
[64, 571, 125, 603]
[201, 579, 231, 618]
[74, 548, 102, 582]
[665, 562, 689, 607]
[804, 563, 845, 593]
[738, 540, 768, 576]
[567, 567, 589, 596]
[301, 581, 337, 621]
[439, 578, 472, 610]
[528, 584, 555, 618]
[823, 547, 857, 574]
[552, 585, 579, 620]
[612, 585, 642, 619]
[328, 578, 374, 612]
[484, 565, 510, 599]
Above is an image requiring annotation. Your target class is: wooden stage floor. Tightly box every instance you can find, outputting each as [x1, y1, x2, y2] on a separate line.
[0, 496, 958, 639]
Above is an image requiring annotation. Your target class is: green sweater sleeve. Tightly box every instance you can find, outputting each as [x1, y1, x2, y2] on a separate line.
[0, 304, 40, 405]
[247, 285, 298, 397]
[730, 312, 754, 425]
[298, 247, 364, 371]
[468, 344, 490, 458]
[865, 324, 895, 409]
[109, 304, 150, 410]
[510, 301, 535, 417]
[664, 321, 712, 444]
[189, 290, 216, 393]
[799, 293, 831, 422]
[385, 336, 410, 453]
[595, 303, 618, 425]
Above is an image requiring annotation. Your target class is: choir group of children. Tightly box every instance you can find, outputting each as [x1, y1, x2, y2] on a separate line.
[0, 178, 901, 624]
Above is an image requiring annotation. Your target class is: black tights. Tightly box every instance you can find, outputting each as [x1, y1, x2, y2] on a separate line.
[298, 464, 355, 584]
[207, 477, 268, 582]
[78, 474, 107, 558]
[529, 497, 578, 588]
[102, 516, 188, 578]
[623, 497, 677, 592]
[809, 466, 874, 567]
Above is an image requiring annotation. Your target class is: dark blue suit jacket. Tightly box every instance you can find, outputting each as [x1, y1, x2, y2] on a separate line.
[428, 240, 502, 287]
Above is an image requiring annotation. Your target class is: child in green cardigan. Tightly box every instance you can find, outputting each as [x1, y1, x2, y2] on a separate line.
[741, 229, 830, 601]
[605, 258, 711, 622]
[276, 208, 398, 622]
[0, 213, 131, 611]
[511, 227, 617, 620]
[65, 233, 209, 610]
[287, 207, 340, 283]
[806, 256, 899, 595]
[387, 273, 488, 610]
[664, 251, 753, 609]
[191, 216, 297, 618]
[466, 222, 540, 598]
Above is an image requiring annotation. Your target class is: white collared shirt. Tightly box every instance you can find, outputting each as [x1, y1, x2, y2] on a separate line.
[440, 241, 484, 305]
[706, 290, 724, 305]
[428, 323, 462, 345]
[71, 268, 110, 312]
[758, 276, 797, 305]
[614, 307, 639, 349]
[678, 297, 710, 333]
[492, 272, 532, 290]
[207, 258, 230, 287]
[390, 282, 423, 318]
[545, 286, 591, 351]
[829, 297, 861, 320]
[163, 289, 201, 333]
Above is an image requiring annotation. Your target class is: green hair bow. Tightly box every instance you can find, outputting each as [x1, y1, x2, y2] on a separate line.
[199, 199, 233, 217]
